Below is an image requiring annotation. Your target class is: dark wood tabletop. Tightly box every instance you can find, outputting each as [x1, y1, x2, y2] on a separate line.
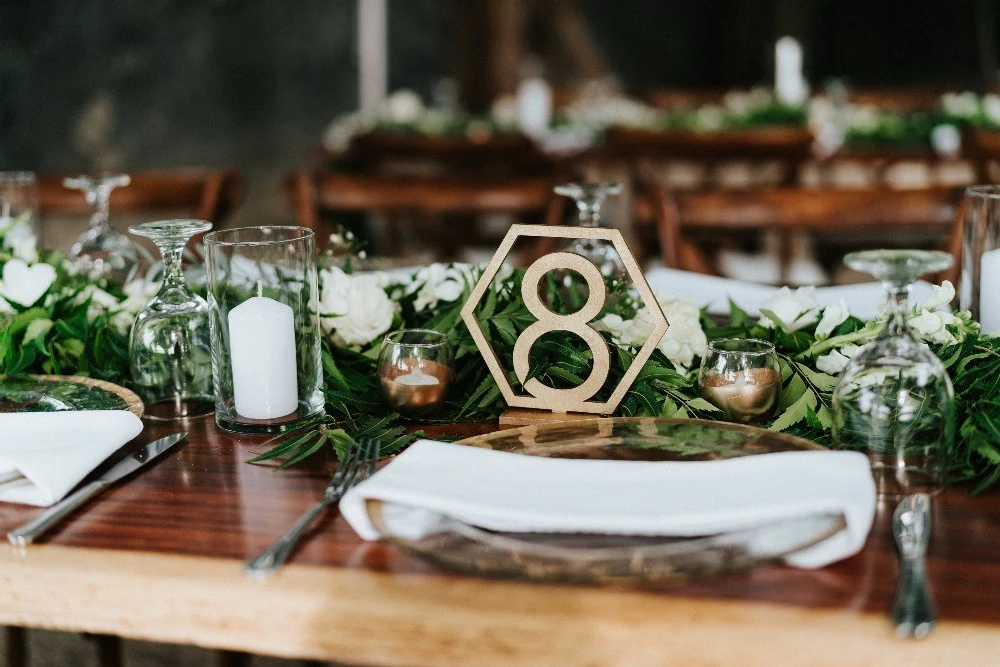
[1, 416, 999, 665]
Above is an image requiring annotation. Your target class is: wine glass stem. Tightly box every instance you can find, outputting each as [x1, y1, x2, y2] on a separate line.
[160, 243, 185, 289]
[90, 188, 112, 231]
[884, 285, 911, 336]
[575, 201, 601, 228]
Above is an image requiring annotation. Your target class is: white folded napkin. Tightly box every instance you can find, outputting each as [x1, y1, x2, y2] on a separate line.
[0, 411, 144, 507]
[644, 266, 936, 320]
[341, 440, 877, 569]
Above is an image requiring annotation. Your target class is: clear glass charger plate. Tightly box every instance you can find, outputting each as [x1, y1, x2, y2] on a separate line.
[365, 417, 845, 584]
[0, 374, 144, 418]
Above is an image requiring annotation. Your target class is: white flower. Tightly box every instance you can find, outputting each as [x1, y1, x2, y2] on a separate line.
[758, 286, 820, 332]
[600, 292, 707, 371]
[941, 91, 980, 118]
[814, 299, 849, 339]
[383, 89, 424, 124]
[407, 263, 470, 312]
[909, 308, 958, 346]
[2, 220, 38, 263]
[817, 349, 851, 374]
[655, 293, 708, 370]
[0, 259, 56, 307]
[918, 280, 955, 311]
[985, 94, 1000, 125]
[319, 267, 394, 347]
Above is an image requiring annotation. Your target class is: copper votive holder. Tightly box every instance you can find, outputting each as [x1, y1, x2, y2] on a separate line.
[698, 338, 781, 425]
[377, 329, 453, 418]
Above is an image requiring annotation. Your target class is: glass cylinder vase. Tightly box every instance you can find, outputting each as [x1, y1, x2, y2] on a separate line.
[203, 226, 324, 434]
[962, 185, 1000, 335]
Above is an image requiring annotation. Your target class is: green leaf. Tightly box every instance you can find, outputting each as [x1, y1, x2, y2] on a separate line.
[24, 318, 53, 344]
[769, 391, 817, 432]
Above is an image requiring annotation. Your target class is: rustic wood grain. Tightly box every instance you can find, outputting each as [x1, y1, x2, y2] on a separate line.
[1, 416, 999, 664]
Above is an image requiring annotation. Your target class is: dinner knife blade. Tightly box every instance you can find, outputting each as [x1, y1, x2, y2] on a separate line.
[96, 431, 187, 485]
[7, 431, 187, 547]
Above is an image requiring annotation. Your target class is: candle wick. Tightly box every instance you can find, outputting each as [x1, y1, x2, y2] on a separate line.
[256, 281, 263, 298]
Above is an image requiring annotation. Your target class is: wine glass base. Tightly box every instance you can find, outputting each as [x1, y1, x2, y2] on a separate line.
[143, 397, 216, 422]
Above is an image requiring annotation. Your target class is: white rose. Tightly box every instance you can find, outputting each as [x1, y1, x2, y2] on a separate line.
[816, 349, 851, 374]
[918, 280, 955, 311]
[759, 286, 820, 332]
[383, 89, 424, 124]
[2, 220, 38, 263]
[0, 258, 56, 307]
[319, 267, 394, 347]
[655, 293, 708, 370]
[814, 299, 849, 339]
[941, 91, 980, 118]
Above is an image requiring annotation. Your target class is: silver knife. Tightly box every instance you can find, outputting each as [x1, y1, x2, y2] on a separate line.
[7, 431, 187, 547]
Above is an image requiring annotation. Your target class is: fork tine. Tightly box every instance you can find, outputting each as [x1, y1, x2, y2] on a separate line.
[336, 439, 374, 493]
[328, 441, 361, 486]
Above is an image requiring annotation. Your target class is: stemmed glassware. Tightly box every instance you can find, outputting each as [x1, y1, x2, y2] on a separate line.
[0, 171, 39, 257]
[554, 182, 625, 277]
[63, 173, 138, 281]
[831, 249, 955, 496]
[128, 219, 215, 421]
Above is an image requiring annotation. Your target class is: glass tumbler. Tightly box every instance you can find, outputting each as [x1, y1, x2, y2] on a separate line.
[204, 226, 324, 434]
[0, 171, 39, 260]
[698, 338, 782, 424]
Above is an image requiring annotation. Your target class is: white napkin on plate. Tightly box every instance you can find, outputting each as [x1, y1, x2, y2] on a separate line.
[340, 440, 877, 569]
[644, 267, 937, 320]
[0, 411, 144, 507]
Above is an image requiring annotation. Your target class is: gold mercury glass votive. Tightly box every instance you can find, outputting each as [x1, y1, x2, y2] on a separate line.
[377, 329, 454, 418]
[698, 338, 782, 424]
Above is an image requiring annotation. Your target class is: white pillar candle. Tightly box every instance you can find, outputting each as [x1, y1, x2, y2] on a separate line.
[980, 248, 1000, 335]
[517, 76, 552, 138]
[775, 36, 808, 106]
[228, 290, 299, 419]
[358, 0, 388, 113]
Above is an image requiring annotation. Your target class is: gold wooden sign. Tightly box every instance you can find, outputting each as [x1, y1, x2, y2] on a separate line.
[460, 224, 669, 415]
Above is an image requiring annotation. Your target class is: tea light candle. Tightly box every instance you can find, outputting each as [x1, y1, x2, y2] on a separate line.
[228, 285, 298, 419]
[700, 367, 781, 424]
[378, 359, 451, 416]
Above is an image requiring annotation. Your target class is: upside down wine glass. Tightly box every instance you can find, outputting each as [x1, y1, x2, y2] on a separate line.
[63, 173, 138, 281]
[831, 249, 955, 496]
[554, 182, 625, 278]
[128, 219, 215, 420]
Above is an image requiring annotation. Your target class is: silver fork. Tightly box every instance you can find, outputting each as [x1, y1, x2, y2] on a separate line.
[244, 438, 379, 579]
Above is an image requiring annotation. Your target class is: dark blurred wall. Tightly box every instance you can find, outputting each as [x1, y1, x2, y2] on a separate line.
[0, 0, 997, 223]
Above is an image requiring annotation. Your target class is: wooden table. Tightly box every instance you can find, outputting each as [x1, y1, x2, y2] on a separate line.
[1, 417, 999, 666]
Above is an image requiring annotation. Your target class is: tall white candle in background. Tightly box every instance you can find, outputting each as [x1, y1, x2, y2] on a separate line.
[228, 286, 299, 419]
[775, 36, 808, 106]
[980, 249, 1000, 334]
[517, 75, 552, 139]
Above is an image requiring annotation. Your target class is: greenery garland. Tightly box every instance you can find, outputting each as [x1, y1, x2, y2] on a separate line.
[2, 240, 1000, 493]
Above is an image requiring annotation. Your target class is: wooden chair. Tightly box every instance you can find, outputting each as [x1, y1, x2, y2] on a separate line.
[647, 185, 965, 283]
[37, 168, 244, 225]
[286, 171, 561, 259]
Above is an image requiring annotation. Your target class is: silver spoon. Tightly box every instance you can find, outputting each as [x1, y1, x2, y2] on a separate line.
[891, 493, 935, 639]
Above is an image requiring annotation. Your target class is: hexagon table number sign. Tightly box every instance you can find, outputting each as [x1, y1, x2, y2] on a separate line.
[460, 224, 669, 426]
